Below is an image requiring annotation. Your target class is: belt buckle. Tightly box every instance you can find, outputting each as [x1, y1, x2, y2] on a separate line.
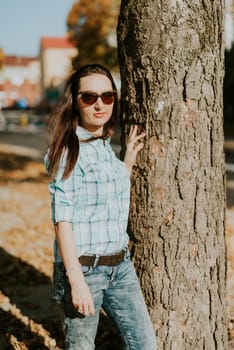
[93, 254, 100, 267]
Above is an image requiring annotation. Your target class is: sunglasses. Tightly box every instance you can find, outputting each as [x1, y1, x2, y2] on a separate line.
[78, 90, 116, 105]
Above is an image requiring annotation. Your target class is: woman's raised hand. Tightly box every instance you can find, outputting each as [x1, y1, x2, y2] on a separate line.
[124, 125, 146, 175]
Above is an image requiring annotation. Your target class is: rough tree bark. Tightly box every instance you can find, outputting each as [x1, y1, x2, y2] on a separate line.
[117, 1, 228, 349]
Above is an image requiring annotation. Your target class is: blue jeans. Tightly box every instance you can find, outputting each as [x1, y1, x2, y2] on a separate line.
[53, 251, 157, 350]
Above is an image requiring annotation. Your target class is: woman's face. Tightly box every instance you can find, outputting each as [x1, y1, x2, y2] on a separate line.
[77, 73, 114, 136]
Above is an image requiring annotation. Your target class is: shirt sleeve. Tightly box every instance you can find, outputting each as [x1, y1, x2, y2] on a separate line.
[46, 153, 83, 224]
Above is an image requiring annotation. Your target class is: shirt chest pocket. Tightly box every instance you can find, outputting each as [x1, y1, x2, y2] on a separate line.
[82, 163, 112, 184]
[79, 163, 119, 205]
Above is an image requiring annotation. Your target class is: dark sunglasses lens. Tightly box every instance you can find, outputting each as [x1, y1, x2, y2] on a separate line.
[101, 92, 115, 104]
[80, 92, 115, 105]
[81, 93, 97, 105]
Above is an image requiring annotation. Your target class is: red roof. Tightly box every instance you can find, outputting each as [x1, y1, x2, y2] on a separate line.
[40, 36, 76, 49]
[4, 56, 38, 66]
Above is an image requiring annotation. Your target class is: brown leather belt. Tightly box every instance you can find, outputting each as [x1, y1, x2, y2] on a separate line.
[79, 250, 125, 267]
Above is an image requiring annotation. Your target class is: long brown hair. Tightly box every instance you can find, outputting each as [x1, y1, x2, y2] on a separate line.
[46, 64, 118, 179]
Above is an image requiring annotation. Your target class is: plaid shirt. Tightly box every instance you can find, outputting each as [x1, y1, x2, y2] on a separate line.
[45, 126, 130, 261]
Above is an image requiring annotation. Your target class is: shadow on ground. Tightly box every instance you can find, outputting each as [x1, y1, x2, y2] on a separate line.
[0, 247, 124, 350]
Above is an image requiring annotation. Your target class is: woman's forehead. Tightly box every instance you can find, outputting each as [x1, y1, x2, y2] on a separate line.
[79, 74, 112, 91]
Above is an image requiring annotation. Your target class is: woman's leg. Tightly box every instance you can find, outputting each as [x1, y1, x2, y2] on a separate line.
[102, 255, 157, 350]
[64, 312, 100, 350]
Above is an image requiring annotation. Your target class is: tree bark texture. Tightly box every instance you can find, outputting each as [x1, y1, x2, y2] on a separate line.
[117, 1, 227, 349]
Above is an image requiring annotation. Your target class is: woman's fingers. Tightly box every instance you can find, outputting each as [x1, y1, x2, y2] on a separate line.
[134, 140, 144, 153]
[128, 125, 139, 140]
[126, 132, 146, 151]
[71, 281, 95, 316]
[77, 304, 84, 314]
[129, 124, 137, 135]
[82, 304, 89, 316]
[127, 133, 145, 145]
[88, 302, 95, 316]
[76, 300, 95, 316]
[136, 132, 146, 140]
[124, 125, 146, 174]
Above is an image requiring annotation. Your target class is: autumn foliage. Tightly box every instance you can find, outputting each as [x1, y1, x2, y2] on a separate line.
[67, 0, 120, 70]
[0, 48, 4, 69]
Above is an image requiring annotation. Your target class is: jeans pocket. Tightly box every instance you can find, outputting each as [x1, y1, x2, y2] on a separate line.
[81, 265, 92, 275]
[53, 262, 65, 304]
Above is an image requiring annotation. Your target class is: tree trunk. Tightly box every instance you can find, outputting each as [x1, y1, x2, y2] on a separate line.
[117, 1, 228, 349]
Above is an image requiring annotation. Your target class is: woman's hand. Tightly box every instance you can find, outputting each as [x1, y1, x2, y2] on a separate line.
[124, 125, 146, 175]
[68, 270, 95, 316]
[55, 222, 95, 316]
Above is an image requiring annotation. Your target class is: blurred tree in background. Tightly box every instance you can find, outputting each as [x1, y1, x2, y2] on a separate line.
[0, 48, 4, 69]
[67, 0, 120, 70]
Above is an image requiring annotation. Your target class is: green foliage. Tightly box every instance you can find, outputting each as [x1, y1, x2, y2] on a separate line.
[67, 0, 120, 70]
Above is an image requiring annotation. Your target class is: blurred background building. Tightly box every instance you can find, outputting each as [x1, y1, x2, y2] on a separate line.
[0, 55, 40, 108]
[40, 36, 76, 102]
[0, 36, 76, 110]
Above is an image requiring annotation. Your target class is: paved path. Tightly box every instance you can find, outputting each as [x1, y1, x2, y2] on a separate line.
[0, 130, 47, 153]
[1, 128, 233, 206]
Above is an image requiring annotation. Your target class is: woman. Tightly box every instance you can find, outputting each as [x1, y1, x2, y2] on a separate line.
[45, 64, 157, 350]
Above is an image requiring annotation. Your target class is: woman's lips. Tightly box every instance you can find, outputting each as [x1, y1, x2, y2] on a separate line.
[94, 112, 105, 118]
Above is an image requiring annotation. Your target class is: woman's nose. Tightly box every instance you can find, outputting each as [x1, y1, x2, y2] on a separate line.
[94, 96, 104, 109]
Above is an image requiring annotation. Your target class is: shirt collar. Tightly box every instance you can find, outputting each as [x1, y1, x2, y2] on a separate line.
[76, 126, 110, 144]
[76, 126, 94, 140]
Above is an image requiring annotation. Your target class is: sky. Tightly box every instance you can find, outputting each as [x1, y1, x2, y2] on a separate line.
[0, 0, 76, 57]
[0, 1, 233, 57]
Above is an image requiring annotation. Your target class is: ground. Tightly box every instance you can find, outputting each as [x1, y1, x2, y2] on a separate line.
[0, 147, 124, 350]
[0, 140, 233, 349]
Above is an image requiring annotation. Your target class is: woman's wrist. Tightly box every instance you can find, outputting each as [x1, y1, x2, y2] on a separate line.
[124, 159, 134, 175]
[66, 261, 84, 283]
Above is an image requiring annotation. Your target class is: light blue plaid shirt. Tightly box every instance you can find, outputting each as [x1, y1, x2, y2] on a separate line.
[45, 126, 130, 262]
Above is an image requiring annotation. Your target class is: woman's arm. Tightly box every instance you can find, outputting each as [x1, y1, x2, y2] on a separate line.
[124, 125, 146, 175]
[56, 221, 95, 316]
